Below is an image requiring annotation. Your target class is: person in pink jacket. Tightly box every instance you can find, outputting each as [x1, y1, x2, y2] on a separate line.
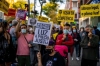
[55, 45, 68, 58]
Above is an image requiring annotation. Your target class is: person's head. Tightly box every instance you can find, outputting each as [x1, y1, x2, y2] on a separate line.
[72, 27, 77, 33]
[85, 25, 93, 33]
[0, 22, 4, 34]
[63, 23, 70, 34]
[55, 28, 59, 33]
[93, 26, 97, 29]
[21, 24, 27, 34]
[45, 40, 55, 54]
[9, 21, 12, 27]
[29, 27, 34, 34]
[80, 27, 84, 32]
[12, 20, 18, 26]
[3, 20, 8, 32]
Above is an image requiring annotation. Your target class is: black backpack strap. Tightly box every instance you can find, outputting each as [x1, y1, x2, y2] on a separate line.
[23, 35, 29, 44]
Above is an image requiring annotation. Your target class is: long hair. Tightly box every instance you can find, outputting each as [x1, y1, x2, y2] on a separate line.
[80, 27, 85, 32]
[72, 27, 78, 34]
[0, 22, 4, 33]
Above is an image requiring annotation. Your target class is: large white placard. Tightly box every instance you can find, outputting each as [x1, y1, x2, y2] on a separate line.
[33, 21, 52, 45]
[28, 18, 37, 26]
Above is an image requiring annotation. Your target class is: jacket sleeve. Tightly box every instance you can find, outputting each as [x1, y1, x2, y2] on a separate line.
[80, 36, 88, 48]
[56, 35, 63, 45]
[62, 35, 74, 45]
[89, 35, 99, 48]
[77, 33, 81, 42]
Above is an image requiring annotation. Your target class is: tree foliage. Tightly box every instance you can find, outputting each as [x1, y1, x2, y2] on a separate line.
[49, 10, 58, 23]
[42, 2, 58, 15]
[13, 1, 34, 10]
[42, 2, 58, 23]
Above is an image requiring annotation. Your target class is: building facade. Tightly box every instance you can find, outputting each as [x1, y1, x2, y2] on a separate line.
[65, 0, 81, 21]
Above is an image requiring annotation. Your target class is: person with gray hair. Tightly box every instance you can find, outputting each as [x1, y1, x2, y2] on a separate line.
[9, 20, 18, 65]
[80, 25, 99, 66]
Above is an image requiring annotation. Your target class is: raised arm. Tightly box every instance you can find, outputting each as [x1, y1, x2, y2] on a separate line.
[15, 20, 21, 38]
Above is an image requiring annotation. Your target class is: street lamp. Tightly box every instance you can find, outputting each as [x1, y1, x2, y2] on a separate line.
[28, 0, 30, 17]
[39, 0, 46, 16]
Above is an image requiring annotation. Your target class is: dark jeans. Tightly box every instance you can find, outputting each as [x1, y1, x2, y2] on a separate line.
[81, 58, 97, 66]
[17, 55, 30, 66]
[74, 44, 79, 57]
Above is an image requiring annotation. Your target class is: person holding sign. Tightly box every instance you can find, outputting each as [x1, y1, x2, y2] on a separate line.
[15, 19, 34, 66]
[37, 39, 66, 66]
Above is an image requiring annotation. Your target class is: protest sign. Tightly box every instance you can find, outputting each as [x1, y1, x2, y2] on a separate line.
[57, 10, 75, 22]
[28, 18, 37, 26]
[80, 4, 100, 17]
[16, 9, 26, 20]
[38, 16, 48, 22]
[4, 8, 16, 16]
[0, 0, 9, 14]
[33, 21, 52, 45]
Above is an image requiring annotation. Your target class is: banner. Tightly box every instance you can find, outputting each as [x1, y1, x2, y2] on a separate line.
[38, 16, 48, 22]
[0, 0, 9, 14]
[16, 9, 26, 20]
[57, 10, 75, 22]
[33, 21, 52, 45]
[4, 9, 16, 16]
[28, 18, 37, 26]
[80, 4, 100, 17]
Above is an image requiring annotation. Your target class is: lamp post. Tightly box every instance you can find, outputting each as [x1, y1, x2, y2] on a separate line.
[28, 0, 30, 17]
[39, 0, 46, 16]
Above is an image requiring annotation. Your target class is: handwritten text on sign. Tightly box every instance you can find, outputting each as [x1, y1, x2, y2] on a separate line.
[58, 10, 75, 22]
[80, 4, 100, 17]
[33, 22, 52, 45]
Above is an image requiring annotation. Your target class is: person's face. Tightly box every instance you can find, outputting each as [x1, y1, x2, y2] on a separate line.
[0, 27, 3, 32]
[73, 28, 76, 30]
[80, 28, 84, 32]
[46, 46, 54, 50]
[21, 25, 27, 34]
[63, 26, 70, 30]
[85, 27, 92, 33]
[45, 45, 54, 54]
[21, 25, 27, 30]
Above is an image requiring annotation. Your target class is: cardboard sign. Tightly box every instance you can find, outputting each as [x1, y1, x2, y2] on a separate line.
[0, 0, 9, 14]
[58, 10, 75, 22]
[28, 18, 37, 26]
[38, 16, 48, 22]
[80, 4, 100, 17]
[33, 21, 52, 45]
[16, 9, 26, 20]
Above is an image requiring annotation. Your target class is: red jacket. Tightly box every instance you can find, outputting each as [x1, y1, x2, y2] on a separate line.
[56, 34, 74, 45]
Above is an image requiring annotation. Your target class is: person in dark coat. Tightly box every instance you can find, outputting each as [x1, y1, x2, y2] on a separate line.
[80, 25, 99, 66]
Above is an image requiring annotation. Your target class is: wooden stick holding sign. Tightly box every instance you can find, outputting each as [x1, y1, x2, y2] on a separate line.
[33, 21, 52, 52]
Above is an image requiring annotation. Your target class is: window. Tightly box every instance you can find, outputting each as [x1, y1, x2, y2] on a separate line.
[73, 1, 77, 7]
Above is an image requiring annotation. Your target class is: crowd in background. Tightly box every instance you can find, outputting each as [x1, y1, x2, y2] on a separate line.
[0, 19, 100, 66]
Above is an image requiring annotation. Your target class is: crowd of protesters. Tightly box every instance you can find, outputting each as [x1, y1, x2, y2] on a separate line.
[0, 19, 100, 66]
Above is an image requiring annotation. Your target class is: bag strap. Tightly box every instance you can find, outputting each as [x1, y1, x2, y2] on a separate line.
[23, 35, 29, 44]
